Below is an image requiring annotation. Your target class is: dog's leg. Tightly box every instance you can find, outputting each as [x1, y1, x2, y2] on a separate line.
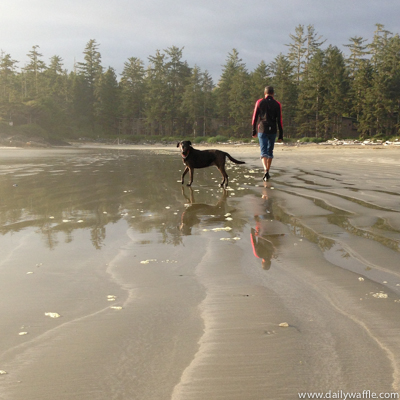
[181, 166, 189, 184]
[189, 187, 195, 203]
[218, 167, 228, 188]
[187, 167, 194, 186]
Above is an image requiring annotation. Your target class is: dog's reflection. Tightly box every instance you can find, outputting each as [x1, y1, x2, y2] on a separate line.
[179, 187, 230, 235]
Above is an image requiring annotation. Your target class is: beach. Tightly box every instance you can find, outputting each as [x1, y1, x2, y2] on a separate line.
[0, 143, 399, 399]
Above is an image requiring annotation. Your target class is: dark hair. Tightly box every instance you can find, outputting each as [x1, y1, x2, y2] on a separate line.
[264, 86, 274, 95]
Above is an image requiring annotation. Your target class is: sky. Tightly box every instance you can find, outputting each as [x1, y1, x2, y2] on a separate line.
[1, 0, 399, 82]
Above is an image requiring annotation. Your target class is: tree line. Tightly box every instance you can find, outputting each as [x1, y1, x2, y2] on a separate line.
[1, 23, 399, 140]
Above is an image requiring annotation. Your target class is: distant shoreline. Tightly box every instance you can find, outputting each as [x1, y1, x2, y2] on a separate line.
[73, 140, 400, 151]
[1, 137, 400, 152]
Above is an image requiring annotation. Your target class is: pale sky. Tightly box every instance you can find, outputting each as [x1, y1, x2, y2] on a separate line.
[1, 0, 399, 81]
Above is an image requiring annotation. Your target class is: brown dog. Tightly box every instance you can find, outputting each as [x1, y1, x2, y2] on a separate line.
[177, 140, 245, 187]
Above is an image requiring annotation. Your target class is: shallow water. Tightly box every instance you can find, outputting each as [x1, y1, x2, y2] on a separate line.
[0, 148, 254, 249]
[0, 146, 400, 399]
[0, 147, 256, 399]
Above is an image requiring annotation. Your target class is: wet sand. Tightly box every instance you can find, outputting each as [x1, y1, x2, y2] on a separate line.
[0, 144, 399, 399]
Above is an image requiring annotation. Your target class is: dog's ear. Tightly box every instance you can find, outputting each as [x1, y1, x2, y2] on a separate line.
[176, 142, 181, 147]
[188, 140, 192, 146]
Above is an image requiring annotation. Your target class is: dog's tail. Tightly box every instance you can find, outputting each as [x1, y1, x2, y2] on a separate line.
[225, 152, 245, 164]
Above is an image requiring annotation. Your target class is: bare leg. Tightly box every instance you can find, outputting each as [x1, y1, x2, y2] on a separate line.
[261, 157, 272, 180]
[266, 157, 272, 171]
[261, 157, 268, 173]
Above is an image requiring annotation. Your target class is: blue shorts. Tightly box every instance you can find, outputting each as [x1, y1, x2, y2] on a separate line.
[258, 132, 276, 159]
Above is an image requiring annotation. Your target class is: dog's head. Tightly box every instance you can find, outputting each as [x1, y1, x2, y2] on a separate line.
[177, 141, 192, 158]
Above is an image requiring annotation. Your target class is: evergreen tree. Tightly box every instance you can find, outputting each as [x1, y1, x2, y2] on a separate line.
[367, 33, 400, 135]
[39, 55, 70, 136]
[344, 36, 369, 78]
[344, 36, 371, 125]
[295, 49, 325, 137]
[321, 46, 350, 136]
[24, 45, 46, 98]
[385, 35, 400, 134]
[119, 57, 145, 134]
[77, 39, 103, 132]
[215, 49, 244, 125]
[201, 70, 215, 136]
[164, 46, 191, 135]
[369, 24, 392, 70]
[287, 25, 325, 85]
[78, 39, 103, 88]
[94, 67, 119, 134]
[249, 60, 270, 102]
[181, 65, 203, 137]
[351, 61, 373, 136]
[0, 52, 19, 113]
[16, 46, 48, 126]
[144, 50, 168, 135]
[305, 25, 326, 67]
[71, 72, 90, 128]
[45, 56, 68, 102]
[228, 64, 251, 136]
[269, 54, 298, 137]
[286, 25, 307, 84]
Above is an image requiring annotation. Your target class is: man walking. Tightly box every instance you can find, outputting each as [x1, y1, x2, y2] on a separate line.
[252, 86, 283, 180]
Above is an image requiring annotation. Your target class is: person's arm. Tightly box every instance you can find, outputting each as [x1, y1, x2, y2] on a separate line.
[252, 99, 261, 137]
[276, 101, 283, 141]
[250, 229, 260, 259]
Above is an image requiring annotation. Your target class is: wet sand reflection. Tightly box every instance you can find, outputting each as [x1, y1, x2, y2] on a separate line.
[249, 182, 285, 270]
[179, 187, 230, 235]
[1, 146, 400, 398]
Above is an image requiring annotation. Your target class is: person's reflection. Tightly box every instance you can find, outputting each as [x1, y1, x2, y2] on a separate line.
[250, 225, 275, 270]
[179, 187, 229, 235]
[250, 182, 281, 270]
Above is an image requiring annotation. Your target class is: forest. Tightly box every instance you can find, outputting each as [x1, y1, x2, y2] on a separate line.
[0, 23, 400, 142]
